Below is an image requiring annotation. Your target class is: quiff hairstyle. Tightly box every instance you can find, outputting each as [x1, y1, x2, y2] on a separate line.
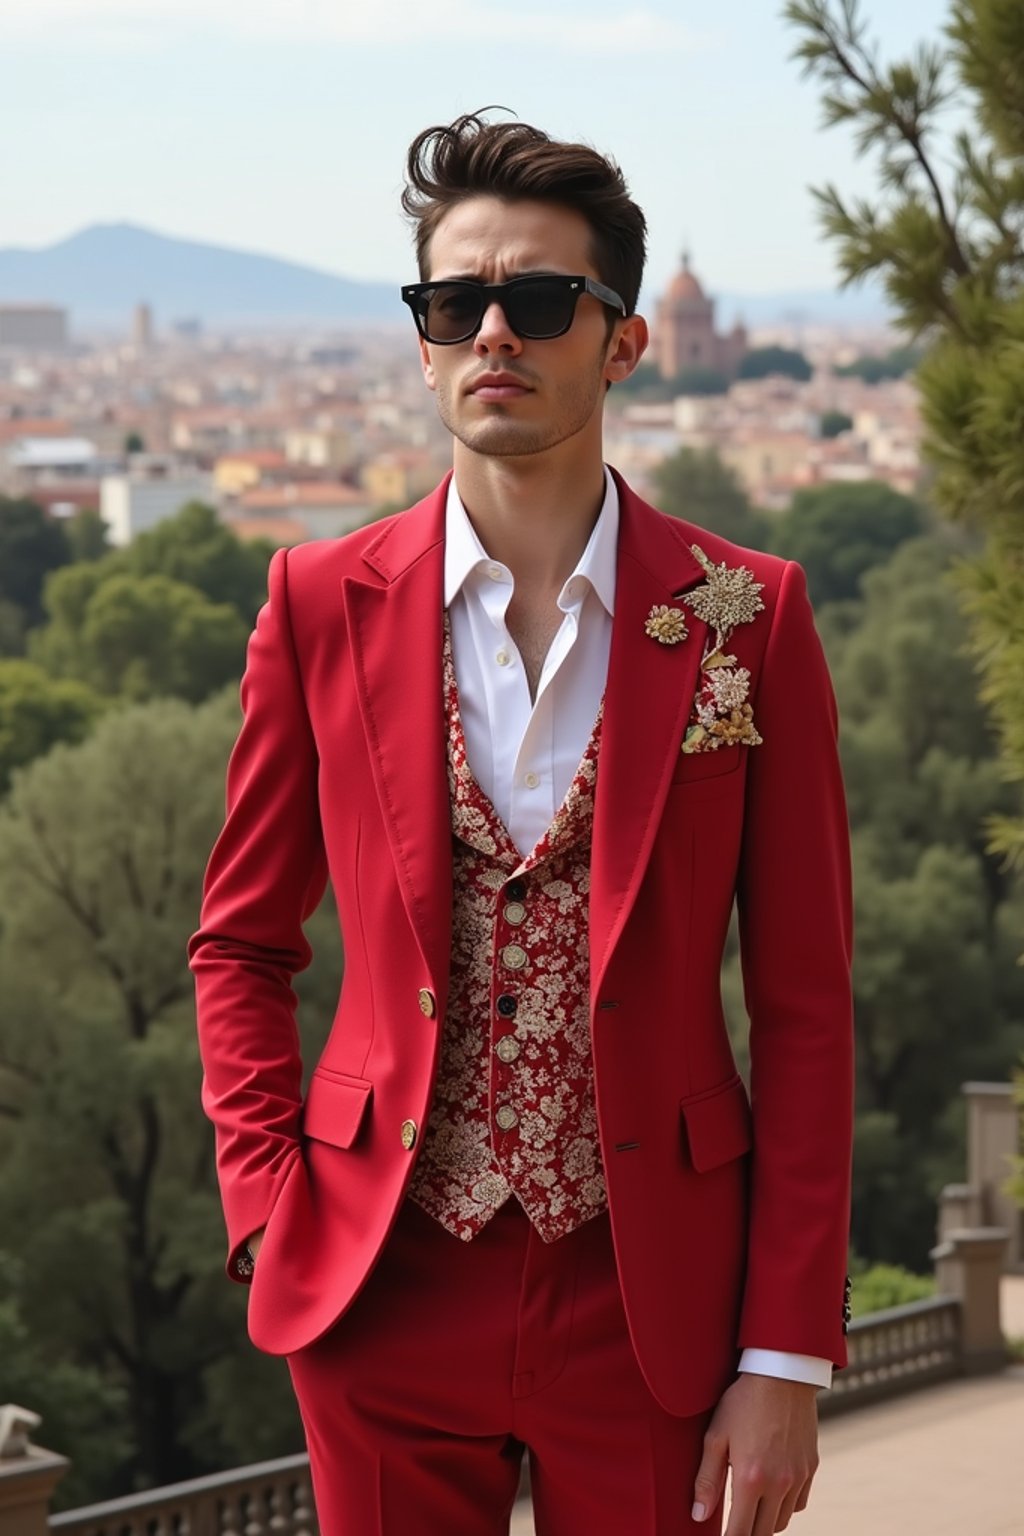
[401, 109, 648, 317]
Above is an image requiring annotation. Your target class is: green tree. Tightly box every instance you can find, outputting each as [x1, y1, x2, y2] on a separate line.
[0, 497, 71, 632]
[124, 502, 273, 626]
[738, 345, 812, 381]
[769, 480, 927, 605]
[0, 694, 342, 1502]
[65, 506, 112, 563]
[835, 346, 924, 383]
[673, 365, 731, 395]
[820, 409, 854, 437]
[831, 539, 1024, 1263]
[653, 447, 772, 546]
[30, 572, 248, 703]
[785, 0, 1024, 876]
[0, 660, 103, 794]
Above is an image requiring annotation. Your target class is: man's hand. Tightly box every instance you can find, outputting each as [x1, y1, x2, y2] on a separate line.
[692, 1374, 819, 1535]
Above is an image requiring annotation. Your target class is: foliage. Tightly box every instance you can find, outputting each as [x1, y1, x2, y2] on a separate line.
[29, 571, 249, 703]
[653, 447, 773, 546]
[64, 506, 112, 563]
[123, 502, 273, 626]
[0, 497, 71, 634]
[847, 1256, 936, 1316]
[785, 0, 1024, 875]
[835, 345, 924, 382]
[820, 409, 854, 437]
[737, 345, 812, 381]
[0, 659, 104, 793]
[0, 692, 342, 1501]
[673, 365, 731, 395]
[829, 538, 1024, 1263]
[769, 480, 928, 604]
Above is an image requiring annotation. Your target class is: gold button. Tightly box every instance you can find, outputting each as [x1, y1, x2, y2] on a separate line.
[502, 943, 527, 970]
[503, 901, 526, 926]
[495, 1105, 519, 1131]
[417, 987, 436, 1018]
[495, 1036, 521, 1063]
[400, 1119, 418, 1150]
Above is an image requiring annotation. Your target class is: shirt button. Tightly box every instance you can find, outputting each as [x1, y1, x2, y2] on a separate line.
[503, 901, 526, 926]
[487, 563, 504, 581]
[496, 993, 518, 1017]
[524, 771, 540, 789]
[495, 1036, 521, 1063]
[502, 943, 527, 970]
[495, 649, 511, 667]
[495, 1105, 519, 1131]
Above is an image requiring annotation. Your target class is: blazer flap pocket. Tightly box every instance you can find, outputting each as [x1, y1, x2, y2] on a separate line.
[679, 1072, 752, 1172]
[302, 1068, 373, 1149]
[672, 743, 743, 784]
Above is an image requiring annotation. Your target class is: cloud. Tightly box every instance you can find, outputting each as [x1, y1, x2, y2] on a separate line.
[2, 0, 705, 55]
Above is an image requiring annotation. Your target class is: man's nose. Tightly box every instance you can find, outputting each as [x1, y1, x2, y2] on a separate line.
[473, 299, 522, 355]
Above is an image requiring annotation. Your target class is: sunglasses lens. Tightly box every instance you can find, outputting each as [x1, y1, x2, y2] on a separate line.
[507, 278, 575, 338]
[422, 284, 483, 343]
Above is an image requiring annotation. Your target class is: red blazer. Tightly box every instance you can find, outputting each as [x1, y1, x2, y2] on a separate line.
[189, 470, 854, 1417]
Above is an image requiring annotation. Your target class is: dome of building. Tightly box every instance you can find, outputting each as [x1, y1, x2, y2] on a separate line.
[663, 253, 709, 307]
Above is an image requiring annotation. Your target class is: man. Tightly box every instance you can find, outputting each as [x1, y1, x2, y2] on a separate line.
[189, 111, 854, 1536]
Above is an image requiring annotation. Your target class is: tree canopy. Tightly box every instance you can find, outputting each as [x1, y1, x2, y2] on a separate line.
[769, 480, 928, 605]
[786, 0, 1024, 875]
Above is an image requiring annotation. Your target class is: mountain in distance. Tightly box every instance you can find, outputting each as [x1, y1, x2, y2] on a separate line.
[0, 222, 891, 332]
[0, 222, 404, 329]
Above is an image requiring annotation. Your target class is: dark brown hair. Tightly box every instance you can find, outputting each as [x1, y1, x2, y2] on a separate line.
[401, 108, 647, 316]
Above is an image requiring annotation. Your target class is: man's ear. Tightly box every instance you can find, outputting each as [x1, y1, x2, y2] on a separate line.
[419, 336, 437, 392]
[605, 313, 649, 386]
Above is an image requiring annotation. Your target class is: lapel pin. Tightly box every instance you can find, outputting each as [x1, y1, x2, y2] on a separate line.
[644, 604, 689, 646]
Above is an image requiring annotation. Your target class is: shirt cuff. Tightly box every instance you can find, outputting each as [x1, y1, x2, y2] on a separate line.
[737, 1349, 833, 1389]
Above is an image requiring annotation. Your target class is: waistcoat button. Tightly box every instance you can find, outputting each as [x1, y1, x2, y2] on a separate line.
[417, 988, 436, 1018]
[495, 1105, 519, 1131]
[495, 1036, 521, 1063]
[496, 994, 518, 1017]
[501, 943, 527, 971]
[506, 879, 527, 902]
[503, 901, 527, 926]
[400, 1119, 418, 1150]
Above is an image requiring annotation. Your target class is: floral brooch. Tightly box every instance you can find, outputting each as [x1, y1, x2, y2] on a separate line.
[673, 544, 766, 754]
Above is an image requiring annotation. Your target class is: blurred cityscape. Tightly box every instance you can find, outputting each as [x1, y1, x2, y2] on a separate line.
[0, 246, 921, 549]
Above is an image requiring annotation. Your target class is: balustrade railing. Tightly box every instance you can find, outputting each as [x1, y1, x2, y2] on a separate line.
[820, 1295, 962, 1416]
[48, 1453, 318, 1536]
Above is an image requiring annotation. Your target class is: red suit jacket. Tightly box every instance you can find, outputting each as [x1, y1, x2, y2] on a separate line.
[189, 469, 855, 1418]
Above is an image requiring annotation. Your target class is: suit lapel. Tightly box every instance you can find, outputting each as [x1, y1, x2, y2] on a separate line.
[343, 478, 453, 1002]
[590, 473, 709, 1000]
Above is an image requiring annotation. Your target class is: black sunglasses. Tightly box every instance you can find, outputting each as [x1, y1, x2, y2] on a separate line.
[400, 274, 627, 345]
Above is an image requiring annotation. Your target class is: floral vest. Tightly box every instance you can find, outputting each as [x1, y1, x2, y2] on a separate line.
[406, 616, 607, 1243]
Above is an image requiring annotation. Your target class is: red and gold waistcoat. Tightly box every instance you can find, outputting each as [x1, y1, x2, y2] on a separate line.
[406, 617, 607, 1242]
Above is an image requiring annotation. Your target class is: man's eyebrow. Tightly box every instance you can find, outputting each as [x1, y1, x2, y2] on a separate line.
[433, 268, 565, 283]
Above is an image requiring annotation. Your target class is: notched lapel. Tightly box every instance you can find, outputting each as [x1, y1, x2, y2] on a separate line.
[342, 492, 452, 1002]
[590, 482, 709, 999]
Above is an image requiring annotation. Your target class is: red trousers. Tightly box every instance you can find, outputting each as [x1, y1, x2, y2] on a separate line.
[286, 1193, 722, 1536]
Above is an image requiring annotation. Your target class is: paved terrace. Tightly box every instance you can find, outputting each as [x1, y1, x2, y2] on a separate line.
[512, 1276, 1024, 1536]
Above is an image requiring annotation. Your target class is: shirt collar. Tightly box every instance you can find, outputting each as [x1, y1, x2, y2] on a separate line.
[443, 465, 618, 616]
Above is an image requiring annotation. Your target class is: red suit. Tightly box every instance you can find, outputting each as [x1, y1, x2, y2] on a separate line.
[189, 470, 855, 1533]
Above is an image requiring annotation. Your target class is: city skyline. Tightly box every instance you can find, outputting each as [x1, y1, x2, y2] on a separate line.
[5, 0, 955, 300]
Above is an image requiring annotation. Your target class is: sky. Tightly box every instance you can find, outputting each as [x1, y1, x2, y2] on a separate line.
[2, 0, 958, 300]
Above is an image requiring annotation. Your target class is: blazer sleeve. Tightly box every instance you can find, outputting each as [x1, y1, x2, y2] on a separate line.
[188, 546, 329, 1282]
[734, 557, 855, 1366]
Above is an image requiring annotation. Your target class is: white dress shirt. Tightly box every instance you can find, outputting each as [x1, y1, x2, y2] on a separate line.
[444, 466, 832, 1391]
